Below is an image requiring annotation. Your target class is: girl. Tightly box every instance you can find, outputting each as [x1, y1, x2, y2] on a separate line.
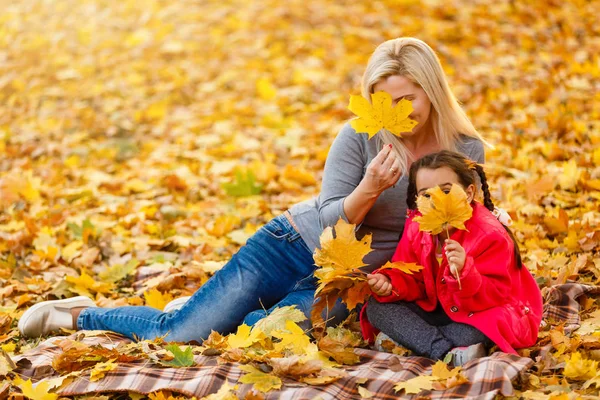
[360, 150, 542, 366]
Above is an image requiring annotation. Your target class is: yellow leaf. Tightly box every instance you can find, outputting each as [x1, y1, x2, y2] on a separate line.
[314, 218, 372, 283]
[143, 288, 173, 311]
[272, 321, 311, 355]
[253, 306, 307, 336]
[66, 270, 112, 297]
[431, 360, 460, 380]
[414, 184, 473, 235]
[256, 78, 276, 100]
[583, 372, 600, 389]
[378, 261, 423, 275]
[13, 377, 58, 400]
[238, 365, 282, 393]
[358, 385, 375, 398]
[563, 351, 598, 380]
[90, 360, 118, 382]
[281, 165, 317, 186]
[348, 92, 418, 139]
[393, 375, 436, 394]
[558, 160, 580, 191]
[62, 241, 83, 263]
[227, 324, 266, 349]
[206, 215, 241, 237]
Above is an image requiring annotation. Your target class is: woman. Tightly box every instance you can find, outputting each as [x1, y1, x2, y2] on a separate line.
[19, 37, 487, 342]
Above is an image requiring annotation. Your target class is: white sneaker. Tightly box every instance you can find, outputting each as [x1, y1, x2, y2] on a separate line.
[446, 343, 487, 366]
[18, 296, 96, 338]
[163, 296, 191, 313]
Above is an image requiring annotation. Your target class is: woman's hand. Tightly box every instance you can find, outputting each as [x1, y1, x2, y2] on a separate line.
[445, 239, 466, 277]
[367, 273, 393, 296]
[362, 144, 402, 195]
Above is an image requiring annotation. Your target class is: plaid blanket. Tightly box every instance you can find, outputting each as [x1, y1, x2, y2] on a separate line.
[12, 283, 597, 399]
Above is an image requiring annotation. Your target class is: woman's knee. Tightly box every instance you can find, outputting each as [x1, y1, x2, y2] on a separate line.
[242, 310, 268, 327]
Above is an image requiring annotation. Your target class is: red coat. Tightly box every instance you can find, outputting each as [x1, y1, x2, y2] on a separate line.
[360, 202, 542, 354]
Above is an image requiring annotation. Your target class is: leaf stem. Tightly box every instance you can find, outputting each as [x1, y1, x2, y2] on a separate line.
[445, 226, 462, 290]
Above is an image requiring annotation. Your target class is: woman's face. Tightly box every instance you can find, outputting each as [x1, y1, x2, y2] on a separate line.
[416, 167, 475, 202]
[373, 75, 432, 137]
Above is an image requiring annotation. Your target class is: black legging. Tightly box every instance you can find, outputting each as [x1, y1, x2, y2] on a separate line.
[366, 297, 492, 360]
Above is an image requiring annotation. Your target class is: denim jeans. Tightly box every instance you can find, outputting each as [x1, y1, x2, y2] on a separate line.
[78, 214, 347, 342]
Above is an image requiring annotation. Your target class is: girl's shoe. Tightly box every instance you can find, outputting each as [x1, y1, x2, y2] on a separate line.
[446, 342, 487, 366]
[163, 296, 191, 313]
[18, 296, 96, 338]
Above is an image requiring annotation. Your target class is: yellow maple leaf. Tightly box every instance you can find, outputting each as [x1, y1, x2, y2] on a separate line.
[393, 375, 436, 394]
[414, 184, 473, 235]
[431, 360, 460, 380]
[563, 351, 598, 380]
[238, 364, 282, 393]
[378, 261, 423, 275]
[90, 360, 118, 381]
[348, 91, 418, 139]
[313, 218, 372, 284]
[143, 288, 174, 311]
[227, 324, 266, 349]
[66, 270, 112, 297]
[272, 320, 311, 355]
[311, 219, 375, 333]
[13, 377, 58, 400]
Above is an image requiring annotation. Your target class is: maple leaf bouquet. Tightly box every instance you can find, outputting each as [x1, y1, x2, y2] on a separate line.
[311, 219, 422, 337]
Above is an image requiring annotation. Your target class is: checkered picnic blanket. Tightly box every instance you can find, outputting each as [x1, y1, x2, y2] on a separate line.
[12, 283, 597, 399]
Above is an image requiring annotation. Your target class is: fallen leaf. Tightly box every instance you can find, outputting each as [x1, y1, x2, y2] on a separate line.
[238, 365, 282, 393]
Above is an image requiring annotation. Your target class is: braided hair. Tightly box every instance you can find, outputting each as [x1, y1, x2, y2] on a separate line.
[406, 150, 523, 268]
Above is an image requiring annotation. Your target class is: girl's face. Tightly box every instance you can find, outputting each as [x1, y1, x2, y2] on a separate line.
[373, 75, 432, 137]
[416, 167, 475, 202]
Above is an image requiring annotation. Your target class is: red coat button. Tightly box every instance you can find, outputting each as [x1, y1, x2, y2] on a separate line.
[441, 278, 446, 284]
[450, 306, 458, 313]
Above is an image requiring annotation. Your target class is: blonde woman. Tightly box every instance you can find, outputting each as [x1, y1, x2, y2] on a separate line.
[19, 37, 487, 343]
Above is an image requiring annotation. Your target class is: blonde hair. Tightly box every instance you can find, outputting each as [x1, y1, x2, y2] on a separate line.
[361, 37, 490, 174]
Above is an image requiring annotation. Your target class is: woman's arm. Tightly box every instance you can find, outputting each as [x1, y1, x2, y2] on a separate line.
[318, 124, 401, 227]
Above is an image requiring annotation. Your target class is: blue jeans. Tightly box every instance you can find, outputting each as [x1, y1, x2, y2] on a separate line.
[78, 214, 347, 342]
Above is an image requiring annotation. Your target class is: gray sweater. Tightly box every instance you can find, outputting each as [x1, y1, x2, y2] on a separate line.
[289, 123, 485, 270]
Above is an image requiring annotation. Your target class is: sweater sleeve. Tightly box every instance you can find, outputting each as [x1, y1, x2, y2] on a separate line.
[371, 221, 426, 303]
[317, 123, 367, 228]
[469, 139, 485, 164]
[442, 230, 513, 311]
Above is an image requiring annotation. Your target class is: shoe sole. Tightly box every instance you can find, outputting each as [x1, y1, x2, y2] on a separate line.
[18, 296, 96, 337]
[163, 297, 191, 313]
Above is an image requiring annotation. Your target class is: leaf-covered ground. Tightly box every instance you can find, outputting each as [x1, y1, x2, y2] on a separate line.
[1, 0, 600, 399]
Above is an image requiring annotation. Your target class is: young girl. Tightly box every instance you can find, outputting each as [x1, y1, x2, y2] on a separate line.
[360, 150, 542, 366]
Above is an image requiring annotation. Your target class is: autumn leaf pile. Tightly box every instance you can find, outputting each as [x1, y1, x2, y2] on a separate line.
[1, 0, 600, 398]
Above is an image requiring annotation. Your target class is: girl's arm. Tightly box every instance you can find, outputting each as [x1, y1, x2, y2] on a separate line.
[443, 230, 513, 310]
[371, 221, 426, 302]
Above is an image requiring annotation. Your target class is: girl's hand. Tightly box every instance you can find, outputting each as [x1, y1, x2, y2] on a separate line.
[445, 239, 466, 276]
[367, 273, 393, 296]
[362, 144, 402, 195]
